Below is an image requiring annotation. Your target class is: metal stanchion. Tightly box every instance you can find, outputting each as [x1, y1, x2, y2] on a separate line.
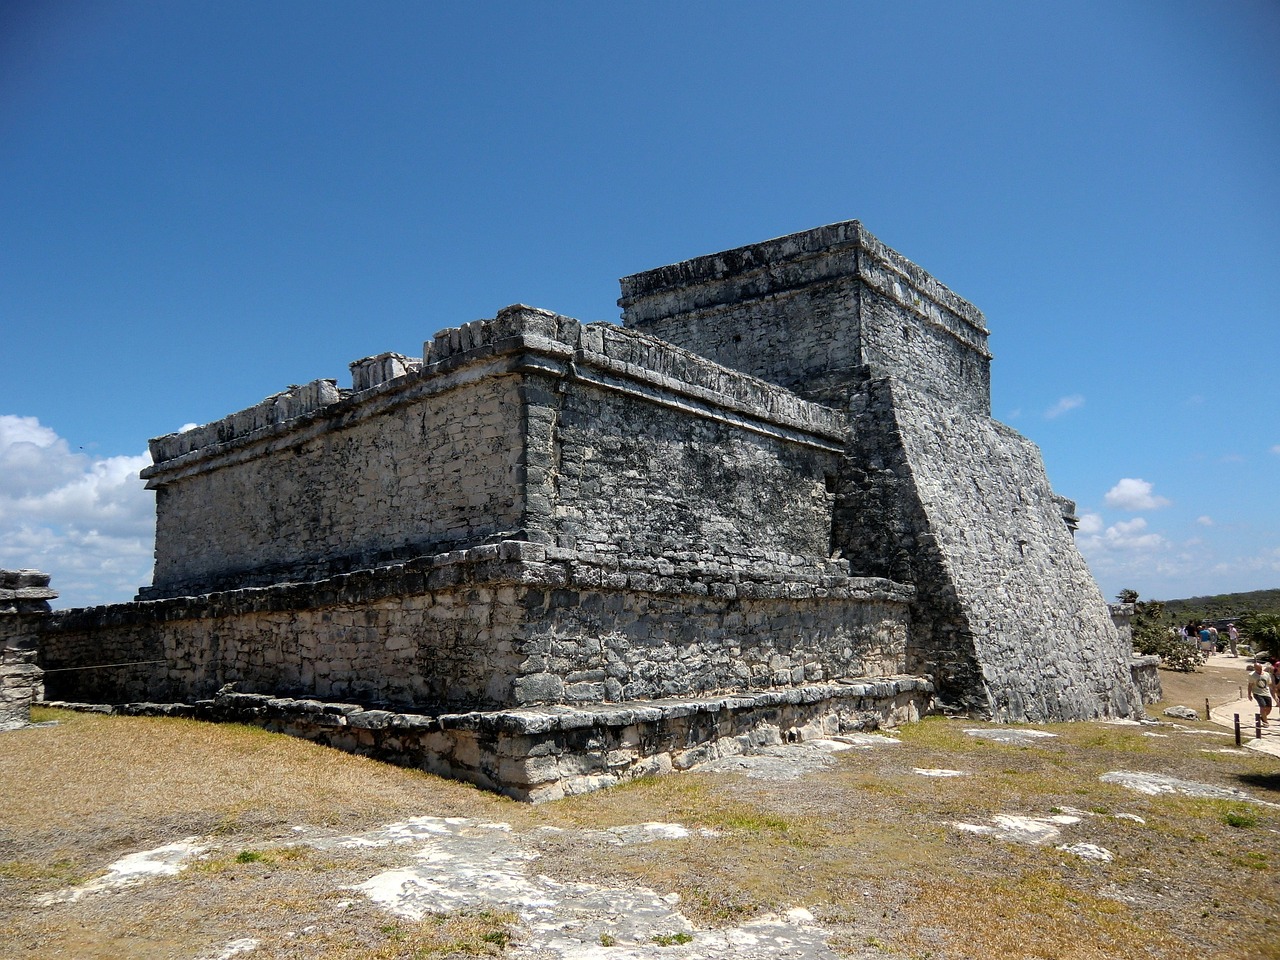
[1234, 714, 1242, 747]
[1257, 714, 1264, 740]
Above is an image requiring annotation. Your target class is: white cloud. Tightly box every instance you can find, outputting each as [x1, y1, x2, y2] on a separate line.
[1272, 444, 1280, 455]
[1103, 517, 1166, 550]
[1076, 512, 1103, 535]
[0, 415, 154, 608]
[1078, 517, 1169, 555]
[1104, 478, 1172, 511]
[1196, 515, 1213, 526]
[1044, 394, 1084, 419]
[1076, 515, 1183, 598]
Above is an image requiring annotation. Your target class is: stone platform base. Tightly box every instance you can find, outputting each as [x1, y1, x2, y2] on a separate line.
[47, 675, 932, 801]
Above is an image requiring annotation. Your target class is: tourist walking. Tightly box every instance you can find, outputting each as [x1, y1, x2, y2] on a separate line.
[1199, 624, 1214, 657]
[1228, 623, 1240, 657]
[1246, 660, 1273, 726]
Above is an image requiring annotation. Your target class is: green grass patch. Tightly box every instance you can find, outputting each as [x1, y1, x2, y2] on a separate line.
[1222, 808, 1258, 828]
[651, 931, 693, 946]
[0, 858, 93, 887]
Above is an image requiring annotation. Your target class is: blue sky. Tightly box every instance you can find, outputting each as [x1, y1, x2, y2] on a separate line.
[1, 1, 1276, 608]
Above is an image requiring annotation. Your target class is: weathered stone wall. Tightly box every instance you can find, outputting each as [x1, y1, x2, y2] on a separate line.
[0, 569, 57, 617]
[36, 542, 911, 711]
[142, 304, 849, 601]
[617, 222, 1136, 722]
[144, 373, 526, 598]
[550, 381, 840, 561]
[1130, 655, 1162, 706]
[839, 376, 1137, 720]
[0, 649, 44, 731]
[1110, 603, 1135, 648]
[619, 220, 991, 411]
[0, 570, 53, 730]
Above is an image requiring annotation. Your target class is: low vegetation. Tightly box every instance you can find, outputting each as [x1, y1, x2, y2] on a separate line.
[1158, 587, 1280, 624]
[1, 668, 1278, 959]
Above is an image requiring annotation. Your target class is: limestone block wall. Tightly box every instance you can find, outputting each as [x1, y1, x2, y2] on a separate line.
[143, 373, 526, 598]
[550, 381, 840, 561]
[1130, 655, 1162, 706]
[619, 220, 991, 411]
[40, 552, 531, 709]
[0, 649, 43, 730]
[839, 376, 1138, 721]
[1109, 603, 1135, 648]
[36, 541, 911, 710]
[513, 552, 909, 705]
[142, 304, 850, 600]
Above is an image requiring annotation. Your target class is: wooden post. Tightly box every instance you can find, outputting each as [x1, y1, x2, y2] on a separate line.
[1205, 698, 1211, 721]
[1235, 714, 1242, 747]
[1257, 714, 1264, 740]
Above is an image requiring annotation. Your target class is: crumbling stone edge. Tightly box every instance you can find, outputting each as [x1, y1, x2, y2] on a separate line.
[1129, 655, 1162, 705]
[45, 676, 932, 802]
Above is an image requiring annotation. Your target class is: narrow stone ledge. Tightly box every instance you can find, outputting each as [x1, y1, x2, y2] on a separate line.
[45, 543, 912, 635]
[38, 676, 932, 801]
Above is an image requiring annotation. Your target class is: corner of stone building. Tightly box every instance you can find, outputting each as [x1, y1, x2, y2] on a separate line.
[833, 375, 990, 717]
[833, 372, 1139, 723]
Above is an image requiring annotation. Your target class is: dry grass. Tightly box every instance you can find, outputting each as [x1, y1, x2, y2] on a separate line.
[3, 668, 1280, 959]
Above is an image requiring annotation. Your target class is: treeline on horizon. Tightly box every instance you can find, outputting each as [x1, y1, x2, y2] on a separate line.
[1151, 587, 1280, 625]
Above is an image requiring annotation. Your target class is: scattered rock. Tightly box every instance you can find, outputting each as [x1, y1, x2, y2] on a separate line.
[1163, 706, 1200, 720]
[1057, 843, 1113, 862]
[913, 768, 966, 777]
[39, 838, 208, 904]
[962, 728, 1058, 745]
[1100, 771, 1278, 806]
[952, 814, 1081, 845]
[198, 939, 261, 960]
[692, 735, 897, 781]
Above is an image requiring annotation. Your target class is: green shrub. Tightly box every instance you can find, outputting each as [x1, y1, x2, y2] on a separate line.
[1130, 596, 1202, 672]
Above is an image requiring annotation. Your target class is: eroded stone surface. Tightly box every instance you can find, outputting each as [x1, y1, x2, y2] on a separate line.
[38, 839, 207, 904]
[332, 817, 841, 959]
[692, 733, 899, 781]
[952, 814, 1081, 845]
[1100, 770, 1277, 805]
[198, 939, 262, 960]
[1057, 843, 1113, 862]
[962, 727, 1058, 745]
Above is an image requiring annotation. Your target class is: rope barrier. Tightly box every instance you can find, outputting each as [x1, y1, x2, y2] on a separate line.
[39, 659, 168, 674]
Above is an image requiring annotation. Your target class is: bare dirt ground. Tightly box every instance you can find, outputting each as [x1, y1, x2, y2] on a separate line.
[2, 664, 1278, 960]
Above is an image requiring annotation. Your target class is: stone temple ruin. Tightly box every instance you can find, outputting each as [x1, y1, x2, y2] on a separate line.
[1, 222, 1158, 799]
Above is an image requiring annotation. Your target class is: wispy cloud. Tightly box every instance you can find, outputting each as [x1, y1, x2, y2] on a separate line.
[1104, 478, 1172, 511]
[1196, 515, 1213, 526]
[1044, 394, 1084, 419]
